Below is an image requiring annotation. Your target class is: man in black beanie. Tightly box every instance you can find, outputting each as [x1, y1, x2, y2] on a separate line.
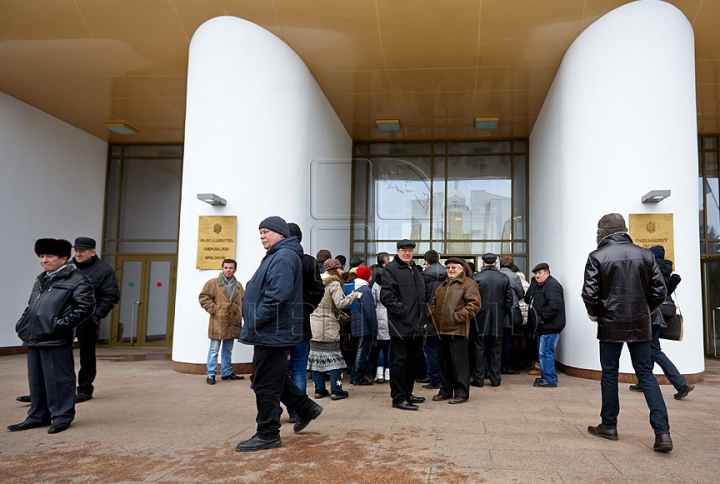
[9, 239, 95, 434]
[582, 213, 672, 452]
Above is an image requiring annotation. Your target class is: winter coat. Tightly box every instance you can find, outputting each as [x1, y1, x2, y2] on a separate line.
[656, 258, 681, 296]
[71, 255, 120, 322]
[310, 273, 359, 342]
[299, 253, 326, 341]
[499, 266, 524, 328]
[371, 275, 390, 341]
[16, 265, 95, 347]
[524, 275, 566, 335]
[239, 236, 304, 347]
[380, 255, 426, 338]
[199, 274, 244, 340]
[472, 265, 514, 337]
[582, 233, 666, 343]
[350, 279, 378, 337]
[515, 271, 531, 324]
[428, 272, 481, 337]
[422, 263, 447, 305]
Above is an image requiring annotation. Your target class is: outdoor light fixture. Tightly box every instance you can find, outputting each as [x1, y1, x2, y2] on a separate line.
[197, 193, 226, 206]
[475, 117, 499, 130]
[376, 119, 401, 132]
[102, 121, 138, 135]
[641, 190, 671, 203]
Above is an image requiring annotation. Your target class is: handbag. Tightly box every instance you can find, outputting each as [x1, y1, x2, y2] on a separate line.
[659, 294, 683, 341]
[511, 306, 524, 328]
[659, 298, 676, 321]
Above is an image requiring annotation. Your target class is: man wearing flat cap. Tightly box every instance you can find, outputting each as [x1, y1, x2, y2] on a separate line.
[9, 239, 95, 434]
[524, 261, 566, 388]
[582, 213, 672, 452]
[236, 216, 323, 452]
[470, 253, 514, 387]
[380, 239, 427, 410]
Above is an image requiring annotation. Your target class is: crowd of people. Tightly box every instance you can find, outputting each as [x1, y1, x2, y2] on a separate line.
[9, 213, 692, 455]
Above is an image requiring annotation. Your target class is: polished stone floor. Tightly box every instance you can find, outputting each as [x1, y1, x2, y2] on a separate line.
[1, 348, 718, 483]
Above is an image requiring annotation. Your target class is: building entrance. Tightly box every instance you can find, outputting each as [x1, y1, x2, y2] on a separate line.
[110, 254, 177, 347]
[702, 259, 720, 357]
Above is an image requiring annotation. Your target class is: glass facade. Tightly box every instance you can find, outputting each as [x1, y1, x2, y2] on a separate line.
[352, 140, 528, 274]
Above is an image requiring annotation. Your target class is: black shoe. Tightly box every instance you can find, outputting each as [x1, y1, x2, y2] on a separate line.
[16, 395, 31, 403]
[314, 389, 329, 399]
[392, 400, 419, 411]
[7, 419, 51, 431]
[235, 435, 282, 452]
[351, 379, 372, 386]
[432, 394, 451, 401]
[221, 373, 244, 380]
[47, 422, 71, 434]
[448, 397, 468, 404]
[293, 403, 323, 433]
[653, 433, 673, 452]
[588, 423, 618, 441]
[534, 377, 544, 384]
[415, 378, 430, 384]
[206, 376, 216, 385]
[674, 383, 694, 400]
[75, 393, 92, 403]
[330, 390, 348, 400]
[490, 383, 501, 387]
[422, 383, 440, 390]
[501, 368, 520, 375]
[629, 384, 643, 392]
[533, 380, 557, 388]
[408, 395, 426, 404]
[469, 381, 483, 388]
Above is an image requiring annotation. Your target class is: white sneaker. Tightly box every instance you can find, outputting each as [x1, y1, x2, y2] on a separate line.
[384, 368, 390, 381]
[374, 367, 384, 383]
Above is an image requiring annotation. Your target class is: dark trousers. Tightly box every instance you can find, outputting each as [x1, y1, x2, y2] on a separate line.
[423, 335, 441, 386]
[599, 341, 670, 434]
[27, 345, 76, 425]
[438, 335, 470, 399]
[389, 336, 420, 405]
[501, 328, 513, 370]
[252, 345, 316, 439]
[649, 330, 688, 391]
[351, 335, 373, 383]
[473, 335, 502, 386]
[76, 319, 98, 395]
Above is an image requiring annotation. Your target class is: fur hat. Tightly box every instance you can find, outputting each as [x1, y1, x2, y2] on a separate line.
[34, 238, 71, 259]
[597, 213, 628, 244]
[258, 216, 290, 238]
[356, 265, 372, 281]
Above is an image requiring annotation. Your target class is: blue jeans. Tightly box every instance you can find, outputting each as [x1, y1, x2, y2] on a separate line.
[650, 330, 688, 391]
[285, 341, 309, 418]
[351, 336, 373, 383]
[376, 340, 390, 368]
[599, 341, 669, 434]
[423, 335, 441, 386]
[538, 333, 559, 384]
[206, 339, 234, 377]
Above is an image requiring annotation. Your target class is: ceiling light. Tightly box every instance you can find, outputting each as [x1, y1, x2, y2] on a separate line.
[641, 190, 671, 203]
[376, 119, 401, 132]
[197, 193, 226, 206]
[103, 122, 138, 135]
[475, 117, 499, 130]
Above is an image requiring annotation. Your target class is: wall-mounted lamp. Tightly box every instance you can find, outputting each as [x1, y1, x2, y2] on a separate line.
[475, 117, 499, 130]
[641, 190, 671, 203]
[197, 193, 226, 206]
[376, 119, 401, 132]
[103, 121, 138, 135]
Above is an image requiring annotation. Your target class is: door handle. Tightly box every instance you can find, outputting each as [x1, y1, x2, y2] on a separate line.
[132, 301, 141, 346]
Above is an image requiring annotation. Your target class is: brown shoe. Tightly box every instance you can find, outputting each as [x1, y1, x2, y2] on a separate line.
[528, 369, 541, 376]
[653, 433, 673, 452]
[432, 394, 451, 401]
[448, 397, 468, 404]
[587, 423, 618, 441]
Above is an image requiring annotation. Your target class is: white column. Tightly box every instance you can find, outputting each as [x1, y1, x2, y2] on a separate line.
[173, 16, 352, 368]
[529, 1, 702, 376]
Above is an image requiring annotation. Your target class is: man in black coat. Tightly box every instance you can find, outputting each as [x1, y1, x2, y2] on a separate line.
[471, 253, 514, 387]
[9, 239, 95, 434]
[524, 262, 566, 388]
[582, 213, 672, 452]
[380, 239, 426, 411]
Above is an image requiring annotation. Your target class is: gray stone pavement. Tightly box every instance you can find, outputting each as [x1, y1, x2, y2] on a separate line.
[1, 348, 719, 483]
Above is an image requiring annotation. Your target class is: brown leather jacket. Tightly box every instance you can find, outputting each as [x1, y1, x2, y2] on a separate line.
[428, 272, 481, 337]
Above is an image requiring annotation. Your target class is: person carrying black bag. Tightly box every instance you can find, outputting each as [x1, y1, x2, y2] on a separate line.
[628, 245, 694, 400]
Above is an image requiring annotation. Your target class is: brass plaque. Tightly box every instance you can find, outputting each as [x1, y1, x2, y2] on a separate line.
[628, 213, 674, 264]
[196, 216, 237, 270]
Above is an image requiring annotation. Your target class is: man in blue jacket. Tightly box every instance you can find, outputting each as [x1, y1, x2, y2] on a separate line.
[236, 216, 323, 452]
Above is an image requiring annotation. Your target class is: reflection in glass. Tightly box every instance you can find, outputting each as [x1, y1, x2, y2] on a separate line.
[448, 141, 511, 154]
[104, 159, 121, 239]
[353, 159, 368, 239]
[704, 136, 718, 150]
[117, 261, 142, 344]
[370, 143, 432, 155]
[705, 151, 719, 241]
[433, 155, 446, 240]
[514, 155, 527, 239]
[703, 261, 720, 356]
[145, 261, 170, 344]
[124, 145, 183, 157]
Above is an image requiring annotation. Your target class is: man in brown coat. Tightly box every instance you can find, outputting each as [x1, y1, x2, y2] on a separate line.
[199, 259, 244, 384]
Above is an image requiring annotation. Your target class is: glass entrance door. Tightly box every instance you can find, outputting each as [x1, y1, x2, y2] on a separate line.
[702, 259, 720, 357]
[111, 255, 177, 347]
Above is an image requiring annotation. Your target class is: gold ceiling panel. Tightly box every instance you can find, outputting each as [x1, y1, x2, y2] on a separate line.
[389, 68, 477, 94]
[0, 0, 91, 40]
[313, 70, 393, 96]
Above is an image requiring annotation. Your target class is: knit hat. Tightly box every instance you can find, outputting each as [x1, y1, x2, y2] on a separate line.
[649, 245, 665, 260]
[287, 222, 302, 242]
[259, 216, 290, 238]
[34, 238, 72, 259]
[323, 258, 343, 272]
[596, 213, 628, 244]
[356, 265, 371, 281]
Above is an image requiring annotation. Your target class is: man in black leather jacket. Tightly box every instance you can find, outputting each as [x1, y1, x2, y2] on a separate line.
[582, 213, 672, 452]
[9, 239, 95, 434]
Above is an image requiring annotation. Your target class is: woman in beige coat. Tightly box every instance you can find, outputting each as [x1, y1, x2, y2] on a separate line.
[308, 258, 360, 400]
[199, 260, 244, 384]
